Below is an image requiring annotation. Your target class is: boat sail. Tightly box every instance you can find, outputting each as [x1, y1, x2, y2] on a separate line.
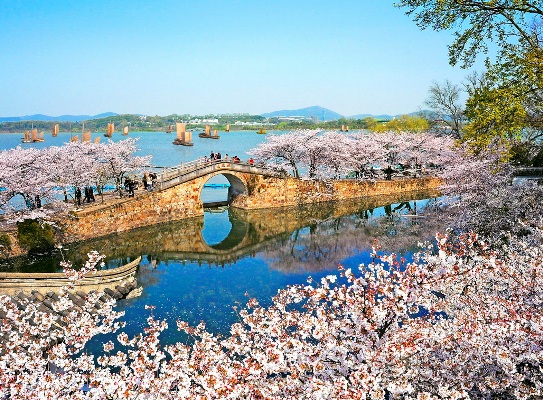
[345, 125, 349, 132]
[212, 129, 219, 139]
[122, 126, 129, 136]
[82, 131, 91, 143]
[70, 135, 79, 142]
[341, 125, 345, 132]
[104, 123, 114, 138]
[166, 124, 173, 134]
[172, 123, 194, 146]
[256, 128, 266, 134]
[225, 124, 230, 132]
[94, 137, 101, 144]
[52, 124, 59, 137]
[21, 131, 32, 143]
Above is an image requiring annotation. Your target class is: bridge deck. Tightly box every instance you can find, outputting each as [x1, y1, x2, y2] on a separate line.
[155, 158, 279, 190]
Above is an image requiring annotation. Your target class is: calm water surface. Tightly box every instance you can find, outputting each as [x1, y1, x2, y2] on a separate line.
[0, 130, 444, 344]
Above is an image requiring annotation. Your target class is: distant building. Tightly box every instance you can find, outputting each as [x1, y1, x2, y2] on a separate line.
[188, 118, 219, 125]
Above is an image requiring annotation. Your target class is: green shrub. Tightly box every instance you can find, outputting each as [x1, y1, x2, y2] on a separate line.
[16, 219, 55, 253]
[0, 233, 12, 257]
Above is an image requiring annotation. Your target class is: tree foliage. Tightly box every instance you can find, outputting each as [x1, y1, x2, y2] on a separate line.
[0, 139, 151, 223]
[368, 114, 430, 133]
[397, 0, 543, 153]
[424, 80, 465, 137]
[394, 0, 543, 68]
[249, 129, 455, 180]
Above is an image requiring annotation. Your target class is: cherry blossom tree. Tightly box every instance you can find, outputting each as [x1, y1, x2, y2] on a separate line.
[248, 130, 317, 178]
[0, 146, 67, 223]
[250, 130, 458, 181]
[437, 141, 543, 248]
[94, 138, 151, 198]
[2, 229, 543, 399]
[0, 139, 152, 223]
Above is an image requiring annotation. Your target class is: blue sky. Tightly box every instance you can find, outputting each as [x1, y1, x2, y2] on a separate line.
[0, 0, 478, 117]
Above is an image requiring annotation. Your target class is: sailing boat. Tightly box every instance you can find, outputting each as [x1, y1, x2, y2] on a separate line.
[256, 128, 266, 134]
[166, 124, 173, 134]
[172, 123, 194, 146]
[122, 126, 129, 136]
[199, 124, 219, 139]
[31, 128, 44, 142]
[52, 124, 59, 137]
[225, 124, 230, 132]
[199, 124, 213, 138]
[21, 131, 32, 143]
[104, 122, 114, 137]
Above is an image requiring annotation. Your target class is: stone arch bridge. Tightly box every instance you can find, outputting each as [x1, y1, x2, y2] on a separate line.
[66, 158, 442, 241]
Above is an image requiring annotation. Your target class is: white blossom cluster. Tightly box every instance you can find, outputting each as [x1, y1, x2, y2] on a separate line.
[248, 130, 457, 180]
[1, 230, 542, 398]
[0, 138, 151, 224]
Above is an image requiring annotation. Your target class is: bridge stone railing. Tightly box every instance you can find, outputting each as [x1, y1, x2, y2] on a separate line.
[155, 158, 279, 190]
[514, 167, 543, 176]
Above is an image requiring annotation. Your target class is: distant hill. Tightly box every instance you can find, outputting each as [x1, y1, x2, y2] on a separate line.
[261, 106, 343, 121]
[348, 113, 394, 120]
[0, 112, 118, 123]
[348, 110, 435, 121]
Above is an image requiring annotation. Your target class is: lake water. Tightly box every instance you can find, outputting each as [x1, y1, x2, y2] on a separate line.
[0, 130, 445, 343]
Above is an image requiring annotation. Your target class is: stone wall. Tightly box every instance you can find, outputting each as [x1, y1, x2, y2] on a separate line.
[231, 176, 442, 209]
[63, 181, 205, 241]
[62, 174, 442, 243]
[0, 257, 140, 296]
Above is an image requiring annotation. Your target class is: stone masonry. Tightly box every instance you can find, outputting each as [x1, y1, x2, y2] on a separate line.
[63, 168, 442, 242]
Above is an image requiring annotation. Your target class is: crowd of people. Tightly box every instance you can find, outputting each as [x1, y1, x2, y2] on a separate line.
[205, 151, 254, 164]
[125, 171, 158, 196]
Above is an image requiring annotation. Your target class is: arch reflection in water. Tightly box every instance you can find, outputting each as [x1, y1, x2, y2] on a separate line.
[64, 189, 442, 268]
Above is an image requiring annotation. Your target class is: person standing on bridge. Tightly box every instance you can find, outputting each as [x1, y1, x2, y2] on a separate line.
[149, 172, 158, 191]
[210, 151, 215, 161]
[142, 172, 149, 191]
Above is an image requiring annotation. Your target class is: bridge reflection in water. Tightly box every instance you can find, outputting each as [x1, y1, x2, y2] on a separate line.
[63, 189, 447, 342]
[65, 189, 443, 271]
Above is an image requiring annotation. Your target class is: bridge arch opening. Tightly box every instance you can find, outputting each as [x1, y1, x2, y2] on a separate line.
[200, 173, 247, 206]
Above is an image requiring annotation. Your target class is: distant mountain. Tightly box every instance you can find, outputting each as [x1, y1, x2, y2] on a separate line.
[0, 112, 118, 123]
[348, 113, 394, 120]
[261, 106, 343, 121]
[348, 110, 435, 121]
